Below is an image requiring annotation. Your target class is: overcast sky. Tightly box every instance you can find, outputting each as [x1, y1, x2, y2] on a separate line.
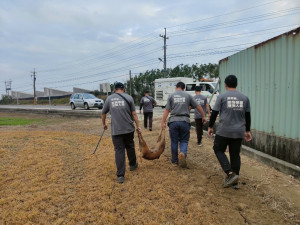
[0, 0, 299, 95]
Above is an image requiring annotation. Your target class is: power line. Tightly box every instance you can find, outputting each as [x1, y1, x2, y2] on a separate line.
[38, 47, 162, 84]
[168, 24, 298, 47]
[167, 0, 285, 29]
[169, 8, 300, 36]
[38, 35, 160, 73]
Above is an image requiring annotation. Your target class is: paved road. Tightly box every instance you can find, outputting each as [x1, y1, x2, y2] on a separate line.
[0, 105, 165, 118]
[0, 105, 78, 111]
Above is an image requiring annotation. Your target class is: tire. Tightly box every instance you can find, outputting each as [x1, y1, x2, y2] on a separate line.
[84, 103, 89, 110]
[98, 106, 103, 110]
[71, 103, 76, 110]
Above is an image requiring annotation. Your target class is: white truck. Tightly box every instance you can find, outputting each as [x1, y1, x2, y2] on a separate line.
[154, 77, 219, 109]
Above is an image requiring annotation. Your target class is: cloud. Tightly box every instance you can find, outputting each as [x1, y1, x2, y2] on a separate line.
[0, 0, 299, 93]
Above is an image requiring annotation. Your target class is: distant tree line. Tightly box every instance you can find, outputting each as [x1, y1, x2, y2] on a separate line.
[0, 95, 13, 104]
[122, 63, 218, 103]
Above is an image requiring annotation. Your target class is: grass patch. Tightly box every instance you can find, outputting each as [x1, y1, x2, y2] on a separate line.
[0, 117, 43, 126]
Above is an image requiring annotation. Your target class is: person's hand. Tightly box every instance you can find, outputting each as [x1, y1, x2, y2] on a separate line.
[244, 131, 252, 142]
[136, 127, 142, 134]
[161, 121, 166, 129]
[208, 127, 214, 137]
[103, 124, 108, 130]
[202, 117, 207, 124]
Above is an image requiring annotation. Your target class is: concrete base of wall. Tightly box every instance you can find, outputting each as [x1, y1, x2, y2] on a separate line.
[241, 145, 300, 179]
[245, 130, 300, 167]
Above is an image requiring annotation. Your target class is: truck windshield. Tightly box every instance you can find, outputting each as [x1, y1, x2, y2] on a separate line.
[186, 84, 196, 91]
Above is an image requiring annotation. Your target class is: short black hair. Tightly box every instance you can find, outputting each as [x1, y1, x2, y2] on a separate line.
[225, 75, 238, 88]
[176, 82, 185, 90]
[114, 82, 124, 90]
[145, 90, 150, 94]
[195, 86, 202, 92]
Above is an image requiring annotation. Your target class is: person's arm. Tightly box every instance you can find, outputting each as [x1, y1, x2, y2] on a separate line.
[206, 103, 211, 119]
[208, 95, 222, 137]
[139, 98, 143, 114]
[102, 113, 108, 130]
[153, 97, 157, 107]
[139, 103, 143, 114]
[101, 99, 110, 130]
[161, 109, 170, 129]
[132, 111, 141, 133]
[196, 105, 207, 124]
[244, 111, 252, 142]
[208, 110, 219, 137]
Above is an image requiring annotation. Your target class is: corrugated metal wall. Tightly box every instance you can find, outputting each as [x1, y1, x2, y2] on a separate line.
[219, 27, 300, 140]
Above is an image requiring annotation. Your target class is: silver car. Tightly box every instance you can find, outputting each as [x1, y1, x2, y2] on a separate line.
[70, 93, 104, 110]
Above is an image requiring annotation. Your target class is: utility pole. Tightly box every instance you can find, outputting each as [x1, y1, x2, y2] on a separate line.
[159, 28, 168, 77]
[5, 80, 12, 96]
[4, 81, 7, 95]
[129, 70, 132, 96]
[31, 68, 37, 104]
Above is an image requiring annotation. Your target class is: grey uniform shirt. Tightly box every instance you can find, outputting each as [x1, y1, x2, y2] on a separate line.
[194, 94, 207, 119]
[166, 91, 199, 123]
[140, 96, 156, 113]
[213, 90, 251, 139]
[102, 93, 136, 136]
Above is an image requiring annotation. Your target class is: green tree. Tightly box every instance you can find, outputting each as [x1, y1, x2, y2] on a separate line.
[0, 95, 13, 105]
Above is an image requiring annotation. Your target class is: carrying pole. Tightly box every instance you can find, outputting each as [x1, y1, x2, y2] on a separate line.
[92, 129, 106, 154]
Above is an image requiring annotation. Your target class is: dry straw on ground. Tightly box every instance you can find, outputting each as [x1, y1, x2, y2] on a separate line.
[0, 113, 300, 224]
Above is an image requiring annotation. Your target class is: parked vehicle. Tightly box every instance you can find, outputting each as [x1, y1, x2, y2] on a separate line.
[154, 77, 219, 109]
[69, 93, 104, 110]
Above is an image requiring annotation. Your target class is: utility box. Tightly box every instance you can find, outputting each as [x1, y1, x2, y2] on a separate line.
[100, 83, 111, 93]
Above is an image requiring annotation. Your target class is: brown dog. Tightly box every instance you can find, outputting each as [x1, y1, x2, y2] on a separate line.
[137, 129, 165, 160]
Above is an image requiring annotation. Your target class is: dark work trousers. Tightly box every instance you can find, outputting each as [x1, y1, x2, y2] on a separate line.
[194, 118, 203, 144]
[169, 121, 191, 163]
[213, 134, 243, 175]
[143, 112, 153, 129]
[111, 132, 137, 177]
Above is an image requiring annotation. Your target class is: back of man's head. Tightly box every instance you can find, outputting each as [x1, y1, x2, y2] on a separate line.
[145, 90, 150, 95]
[114, 82, 125, 90]
[225, 75, 238, 88]
[176, 82, 185, 90]
[195, 86, 202, 92]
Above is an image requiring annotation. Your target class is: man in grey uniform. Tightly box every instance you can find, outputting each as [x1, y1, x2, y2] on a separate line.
[161, 82, 207, 168]
[208, 75, 252, 189]
[102, 82, 141, 184]
[193, 86, 211, 146]
[139, 90, 157, 131]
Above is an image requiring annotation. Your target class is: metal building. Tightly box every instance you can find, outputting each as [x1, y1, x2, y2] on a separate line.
[219, 27, 300, 166]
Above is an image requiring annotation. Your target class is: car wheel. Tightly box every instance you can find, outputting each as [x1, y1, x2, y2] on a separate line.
[84, 103, 89, 110]
[71, 103, 76, 110]
[98, 106, 103, 110]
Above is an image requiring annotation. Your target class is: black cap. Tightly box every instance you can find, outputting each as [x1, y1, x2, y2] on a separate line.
[114, 82, 124, 89]
[225, 75, 237, 88]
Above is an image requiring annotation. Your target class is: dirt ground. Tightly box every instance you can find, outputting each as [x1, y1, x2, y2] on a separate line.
[0, 112, 300, 225]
